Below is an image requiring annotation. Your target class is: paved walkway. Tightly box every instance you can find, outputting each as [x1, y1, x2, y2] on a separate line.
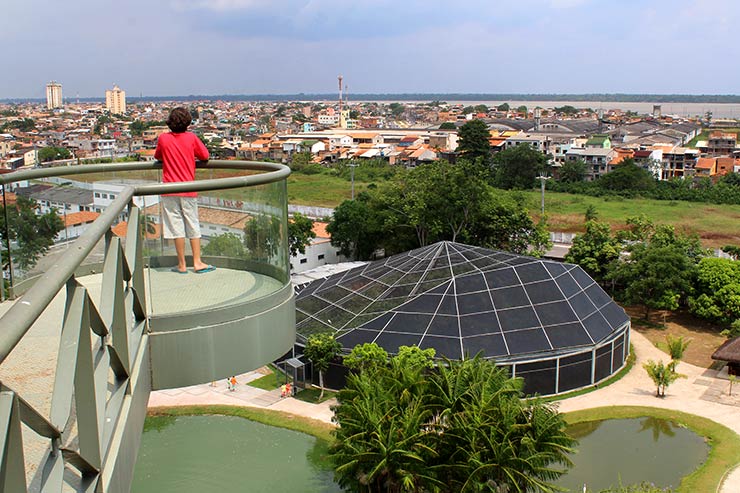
[148, 330, 740, 493]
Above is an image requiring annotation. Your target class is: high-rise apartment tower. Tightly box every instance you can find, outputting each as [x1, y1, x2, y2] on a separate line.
[105, 84, 126, 114]
[46, 81, 63, 109]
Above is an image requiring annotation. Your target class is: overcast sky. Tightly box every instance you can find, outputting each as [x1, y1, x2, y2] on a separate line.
[1, 0, 736, 98]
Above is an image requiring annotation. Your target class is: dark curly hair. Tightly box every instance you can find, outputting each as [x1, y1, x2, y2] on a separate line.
[166, 107, 192, 133]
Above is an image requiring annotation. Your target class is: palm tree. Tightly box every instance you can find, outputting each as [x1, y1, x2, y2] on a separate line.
[665, 335, 691, 365]
[331, 353, 575, 493]
[304, 333, 341, 400]
[643, 360, 685, 397]
[331, 360, 440, 492]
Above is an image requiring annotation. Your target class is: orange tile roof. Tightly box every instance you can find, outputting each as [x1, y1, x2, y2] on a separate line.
[312, 221, 329, 238]
[63, 211, 100, 227]
[695, 157, 716, 170]
[609, 148, 635, 165]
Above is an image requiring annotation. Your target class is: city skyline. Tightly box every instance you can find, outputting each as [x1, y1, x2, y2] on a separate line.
[2, 0, 739, 99]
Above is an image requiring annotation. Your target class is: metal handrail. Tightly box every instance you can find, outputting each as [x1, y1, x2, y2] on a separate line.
[0, 160, 290, 364]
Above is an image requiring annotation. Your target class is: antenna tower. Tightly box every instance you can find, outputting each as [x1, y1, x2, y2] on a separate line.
[338, 75, 343, 115]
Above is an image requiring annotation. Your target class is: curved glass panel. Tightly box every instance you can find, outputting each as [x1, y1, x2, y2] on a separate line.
[0, 163, 289, 316]
[140, 170, 289, 316]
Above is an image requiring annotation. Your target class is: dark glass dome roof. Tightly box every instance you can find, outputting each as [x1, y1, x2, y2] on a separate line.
[295, 241, 629, 361]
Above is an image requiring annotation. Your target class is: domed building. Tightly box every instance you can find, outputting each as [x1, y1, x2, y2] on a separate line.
[295, 241, 630, 395]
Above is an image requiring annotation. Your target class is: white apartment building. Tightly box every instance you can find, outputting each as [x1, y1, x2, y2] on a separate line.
[46, 81, 63, 109]
[106, 85, 127, 114]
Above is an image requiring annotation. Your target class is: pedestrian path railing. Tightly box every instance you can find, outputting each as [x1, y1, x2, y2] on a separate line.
[0, 160, 291, 492]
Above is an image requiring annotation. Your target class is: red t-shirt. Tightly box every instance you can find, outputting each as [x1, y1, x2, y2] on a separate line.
[154, 131, 209, 197]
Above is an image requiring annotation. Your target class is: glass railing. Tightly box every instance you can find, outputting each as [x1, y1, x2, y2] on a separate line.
[0, 161, 291, 312]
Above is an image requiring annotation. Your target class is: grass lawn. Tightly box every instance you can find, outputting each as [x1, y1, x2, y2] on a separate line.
[626, 306, 728, 369]
[564, 406, 740, 493]
[287, 173, 372, 208]
[525, 190, 740, 248]
[247, 365, 286, 391]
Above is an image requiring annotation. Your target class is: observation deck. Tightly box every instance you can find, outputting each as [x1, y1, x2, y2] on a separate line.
[0, 161, 295, 492]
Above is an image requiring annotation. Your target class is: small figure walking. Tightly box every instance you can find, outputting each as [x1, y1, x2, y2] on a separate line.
[226, 377, 232, 391]
[229, 376, 237, 391]
[285, 382, 292, 397]
[280, 384, 287, 398]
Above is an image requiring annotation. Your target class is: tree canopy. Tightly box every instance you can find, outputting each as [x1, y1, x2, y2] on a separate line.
[457, 119, 491, 164]
[304, 332, 341, 399]
[288, 212, 316, 257]
[565, 220, 620, 285]
[597, 159, 656, 192]
[38, 146, 71, 162]
[1, 197, 64, 270]
[492, 143, 548, 190]
[557, 159, 587, 183]
[688, 257, 740, 324]
[327, 162, 550, 260]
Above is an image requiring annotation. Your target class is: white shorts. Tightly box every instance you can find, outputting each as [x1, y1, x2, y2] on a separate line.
[162, 196, 201, 239]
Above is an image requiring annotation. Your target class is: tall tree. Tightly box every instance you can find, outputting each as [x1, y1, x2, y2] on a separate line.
[1, 197, 64, 270]
[457, 119, 491, 164]
[688, 257, 740, 324]
[492, 143, 548, 190]
[288, 212, 316, 257]
[327, 193, 383, 260]
[468, 193, 551, 256]
[565, 220, 620, 285]
[304, 332, 342, 400]
[558, 159, 587, 183]
[608, 242, 694, 321]
[597, 158, 656, 192]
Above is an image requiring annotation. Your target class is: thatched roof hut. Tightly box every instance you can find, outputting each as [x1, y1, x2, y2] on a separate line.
[712, 336, 740, 375]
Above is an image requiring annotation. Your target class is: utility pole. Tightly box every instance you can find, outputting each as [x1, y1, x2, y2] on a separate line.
[349, 162, 358, 199]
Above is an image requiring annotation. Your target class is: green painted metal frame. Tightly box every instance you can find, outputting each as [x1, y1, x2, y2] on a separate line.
[0, 161, 292, 492]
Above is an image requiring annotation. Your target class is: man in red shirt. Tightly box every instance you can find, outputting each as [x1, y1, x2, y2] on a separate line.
[154, 107, 214, 273]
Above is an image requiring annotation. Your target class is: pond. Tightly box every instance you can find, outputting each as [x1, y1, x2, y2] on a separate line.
[132, 415, 341, 493]
[133, 415, 709, 492]
[558, 417, 710, 492]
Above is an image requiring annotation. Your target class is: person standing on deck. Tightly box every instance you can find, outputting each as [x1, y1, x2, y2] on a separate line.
[154, 107, 215, 274]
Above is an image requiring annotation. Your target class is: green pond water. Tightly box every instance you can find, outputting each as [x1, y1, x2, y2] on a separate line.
[132, 415, 342, 493]
[558, 417, 709, 492]
[133, 415, 709, 493]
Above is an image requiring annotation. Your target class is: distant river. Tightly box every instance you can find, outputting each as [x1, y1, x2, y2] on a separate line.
[461, 100, 740, 119]
[361, 99, 740, 119]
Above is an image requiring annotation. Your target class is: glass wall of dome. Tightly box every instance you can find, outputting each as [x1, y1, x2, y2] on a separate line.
[296, 241, 630, 395]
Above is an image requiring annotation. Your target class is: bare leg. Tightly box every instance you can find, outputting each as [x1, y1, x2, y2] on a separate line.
[174, 237, 187, 272]
[190, 237, 209, 271]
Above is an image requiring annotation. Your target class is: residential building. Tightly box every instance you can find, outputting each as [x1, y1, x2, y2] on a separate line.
[661, 147, 700, 180]
[290, 222, 347, 273]
[105, 85, 127, 115]
[565, 147, 616, 180]
[0, 137, 13, 158]
[706, 131, 737, 156]
[142, 126, 169, 144]
[585, 134, 611, 149]
[46, 81, 63, 109]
